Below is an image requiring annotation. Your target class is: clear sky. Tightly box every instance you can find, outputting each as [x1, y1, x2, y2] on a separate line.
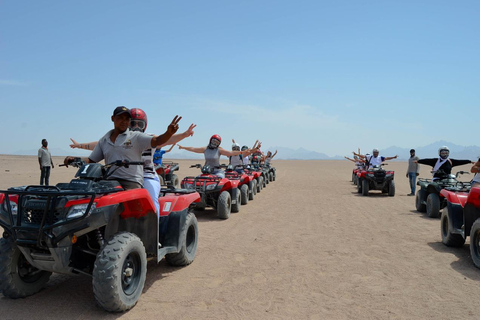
[1, 0, 478, 157]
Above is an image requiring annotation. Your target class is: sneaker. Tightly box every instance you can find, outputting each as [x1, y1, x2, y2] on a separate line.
[407, 193, 414, 196]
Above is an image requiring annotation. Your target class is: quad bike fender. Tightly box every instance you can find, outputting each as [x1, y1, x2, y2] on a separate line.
[464, 203, 480, 237]
[445, 201, 465, 233]
[221, 179, 239, 191]
[440, 189, 468, 207]
[158, 192, 201, 217]
[159, 209, 190, 252]
[96, 188, 156, 219]
[467, 187, 480, 208]
[426, 183, 441, 195]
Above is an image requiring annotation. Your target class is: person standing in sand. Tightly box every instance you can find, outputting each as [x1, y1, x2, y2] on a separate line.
[406, 149, 419, 196]
[38, 139, 54, 186]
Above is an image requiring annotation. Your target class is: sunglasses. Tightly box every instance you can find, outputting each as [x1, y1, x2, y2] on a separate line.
[130, 120, 146, 130]
[233, 147, 240, 151]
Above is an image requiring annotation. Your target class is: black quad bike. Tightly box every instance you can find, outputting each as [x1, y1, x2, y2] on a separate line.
[359, 165, 395, 197]
[415, 170, 469, 218]
[0, 159, 200, 312]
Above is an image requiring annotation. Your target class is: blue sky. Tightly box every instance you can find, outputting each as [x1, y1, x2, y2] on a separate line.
[1, 0, 478, 157]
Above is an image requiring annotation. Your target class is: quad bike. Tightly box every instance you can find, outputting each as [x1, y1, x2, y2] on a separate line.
[250, 162, 269, 189]
[181, 164, 241, 219]
[352, 167, 363, 185]
[155, 161, 180, 188]
[243, 166, 263, 194]
[356, 164, 395, 197]
[438, 183, 480, 268]
[265, 165, 276, 183]
[0, 159, 200, 312]
[225, 165, 256, 203]
[415, 170, 469, 218]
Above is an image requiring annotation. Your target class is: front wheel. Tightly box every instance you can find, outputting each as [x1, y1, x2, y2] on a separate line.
[426, 193, 441, 218]
[362, 179, 369, 196]
[388, 180, 395, 196]
[441, 207, 465, 247]
[248, 180, 256, 200]
[217, 191, 232, 219]
[93, 232, 147, 312]
[470, 219, 480, 269]
[166, 212, 198, 266]
[0, 238, 51, 299]
[257, 177, 263, 193]
[357, 178, 362, 194]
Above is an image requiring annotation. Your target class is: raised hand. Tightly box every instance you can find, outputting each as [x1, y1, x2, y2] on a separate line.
[185, 123, 196, 137]
[70, 138, 80, 149]
[167, 115, 182, 135]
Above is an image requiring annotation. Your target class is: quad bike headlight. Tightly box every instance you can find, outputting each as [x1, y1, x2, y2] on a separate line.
[2, 201, 18, 216]
[206, 184, 217, 191]
[183, 183, 194, 190]
[67, 203, 96, 220]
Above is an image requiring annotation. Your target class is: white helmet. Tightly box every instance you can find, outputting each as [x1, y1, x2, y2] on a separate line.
[438, 146, 449, 159]
[232, 142, 240, 150]
[372, 148, 379, 154]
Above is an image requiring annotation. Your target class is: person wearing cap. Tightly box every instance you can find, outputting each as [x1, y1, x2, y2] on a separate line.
[64, 106, 181, 190]
[353, 149, 398, 168]
[38, 138, 54, 185]
[406, 149, 420, 196]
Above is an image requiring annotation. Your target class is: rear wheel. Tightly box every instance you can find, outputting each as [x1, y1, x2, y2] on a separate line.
[170, 174, 180, 189]
[362, 179, 369, 196]
[231, 188, 241, 213]
[469, 219, 480, 269]
[426, 193, 441, 218]
[257, 177, 263, 193]
[217, 191, 231, 219]
[263, 175, 267, 187]
[166, 212, 198, 266]
[240, 184, 249, 205]
[415, 189, 426, 212]
[388, 180, 395, 196]
[93, 232, 147, 312]
[357, 179, 362, 194]
[0, 238, 51, 299]
[441, 207, 465, 247]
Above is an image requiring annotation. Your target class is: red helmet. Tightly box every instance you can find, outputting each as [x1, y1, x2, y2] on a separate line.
[130, 108, 148, 131]
[209, 134, 221, 148]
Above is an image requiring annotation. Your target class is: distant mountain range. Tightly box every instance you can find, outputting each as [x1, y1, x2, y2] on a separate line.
[5, 140, 480, 161]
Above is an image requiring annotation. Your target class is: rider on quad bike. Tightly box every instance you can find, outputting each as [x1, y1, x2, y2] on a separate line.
[69, 107, 196, 213]
[414, 146, 473, 218]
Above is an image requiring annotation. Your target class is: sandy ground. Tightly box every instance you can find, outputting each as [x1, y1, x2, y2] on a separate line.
[0, 155, 479, 320]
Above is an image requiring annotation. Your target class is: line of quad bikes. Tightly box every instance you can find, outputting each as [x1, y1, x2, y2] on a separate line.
[351, 164, 480, 270]
[0, 159, 276, 312]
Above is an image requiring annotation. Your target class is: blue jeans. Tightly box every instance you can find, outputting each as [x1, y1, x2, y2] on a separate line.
[408, 172, 417, 194]
[40, 166, 51, 186]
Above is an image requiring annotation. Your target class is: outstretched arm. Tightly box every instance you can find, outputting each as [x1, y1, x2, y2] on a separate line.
[384, 155, 398, 161]
[178, 145, 206, 154]
[150, 116, 181, 148]
[70, 138, 98, 151]
[165, 143, 176, 153]
[271, 150, 277, 158]
[344, 156, 355, 163]
[159, 123, 196, 148]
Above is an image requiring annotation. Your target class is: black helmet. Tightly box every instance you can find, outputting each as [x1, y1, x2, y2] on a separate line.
[241, 145, 248, 151]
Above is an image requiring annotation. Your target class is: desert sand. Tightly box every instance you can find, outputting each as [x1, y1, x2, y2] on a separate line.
[0, 155, 479, 320]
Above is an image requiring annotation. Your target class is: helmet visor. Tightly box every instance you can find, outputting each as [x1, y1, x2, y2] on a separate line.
[440, 150, 449, 158]
[130, 120, 146, 130]
[210, 138, 221, 148]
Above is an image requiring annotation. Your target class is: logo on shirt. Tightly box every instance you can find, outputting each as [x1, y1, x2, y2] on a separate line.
[123, 139, 133, 149]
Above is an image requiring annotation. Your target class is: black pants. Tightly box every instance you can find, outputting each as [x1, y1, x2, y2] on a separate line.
[40, 166, 51, 186]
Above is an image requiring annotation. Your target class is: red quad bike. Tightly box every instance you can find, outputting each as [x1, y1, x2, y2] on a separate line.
[0, 159, 200, 312]
[243, 166, 263, 194]
[181, 164, 241, 219]
[356, 164, 395, 197]
[415, 170, 469, 218]
[155, 161, 180, 188]
[438, 183, 480, 268]
[224, 165, 256, 203]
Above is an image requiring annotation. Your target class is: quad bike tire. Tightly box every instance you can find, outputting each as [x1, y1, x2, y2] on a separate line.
[357, 179, 362, 194]
[272, 171, 276, 181]
[469, 219, 480, 269]
[269, 172, 273, 182]
[362, 179, 369, 196]
[159, 175, 165, 186]
[231, 188, 241, 213]
[415, 189, 426, 212]
[166, 211, 198, 266]
[388, 180, 395, 196]
[263, 175, 267, 187]
[248, 180, 256, 200]
[441, 207, 465, 247]
[426, 193, 441, 218]
[170, 174, 180, 189]
[92, 232, 147, 312]
[257, 177, 263, 193]
[240, 184, 249, 205]
[217, 191, 231, 219]
[0, 238, 52, 299]
[265, 173, 269, 185]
